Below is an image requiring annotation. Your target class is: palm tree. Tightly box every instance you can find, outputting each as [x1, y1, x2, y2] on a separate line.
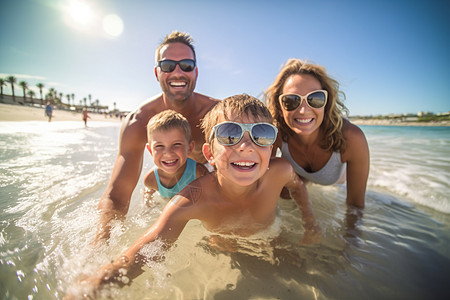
[0, 78, 6, 97]
[66, 94, 71, 107]
[50, 88, 57, 98]
[88, 94, 92, 107]
[83, 97, 87, 107]
[6, 76, 17, 101]
[36, 83, 44, 106]
[19, 81, 28, 102]
[27, 90, 35, 106]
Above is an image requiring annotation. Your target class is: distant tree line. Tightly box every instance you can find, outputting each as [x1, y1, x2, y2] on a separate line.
[0, 75, 118, 113]
[349, 113, 450, 123]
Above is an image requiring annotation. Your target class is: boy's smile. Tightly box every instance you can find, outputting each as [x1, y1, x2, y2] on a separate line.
[206, 115, 273, 188]
[148, 127, 193, 175]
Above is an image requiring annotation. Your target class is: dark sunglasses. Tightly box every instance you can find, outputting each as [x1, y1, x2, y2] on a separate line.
[157, 59, 196, 73]
[279, 90, 328, 111]
[209, 121, 278, 147]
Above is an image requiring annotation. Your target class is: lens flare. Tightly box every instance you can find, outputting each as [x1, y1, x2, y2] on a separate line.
[103, 14, 124, 38]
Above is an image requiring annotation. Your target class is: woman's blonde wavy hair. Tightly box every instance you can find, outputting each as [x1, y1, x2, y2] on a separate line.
[264, 59, 349, 152]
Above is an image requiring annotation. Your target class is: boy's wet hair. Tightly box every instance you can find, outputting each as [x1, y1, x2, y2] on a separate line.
[201, 94, 273, 144]
[147, 110, 192, 141]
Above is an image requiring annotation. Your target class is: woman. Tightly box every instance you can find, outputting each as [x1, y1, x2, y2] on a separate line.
[265, 59, 369, 208]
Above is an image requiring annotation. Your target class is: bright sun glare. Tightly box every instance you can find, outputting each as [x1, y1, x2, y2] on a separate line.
[67, 0, 93, 27]
[64, 0, 124, 38]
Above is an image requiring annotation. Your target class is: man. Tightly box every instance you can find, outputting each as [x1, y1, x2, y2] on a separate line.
[96, 31, 218, 242]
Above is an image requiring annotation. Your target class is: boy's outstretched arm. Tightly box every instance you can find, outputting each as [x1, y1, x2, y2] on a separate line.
[284, 166, 321, 244]
[66, 196, 191, 299]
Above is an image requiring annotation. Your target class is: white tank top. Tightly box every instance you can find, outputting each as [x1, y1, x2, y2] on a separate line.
[281, 142, 346, 185]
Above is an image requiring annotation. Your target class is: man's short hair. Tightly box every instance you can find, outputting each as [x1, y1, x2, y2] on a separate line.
[155, 31, 196, 63]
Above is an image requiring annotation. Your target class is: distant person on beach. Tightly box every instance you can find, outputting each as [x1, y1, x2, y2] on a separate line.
[82, 107, 90, 127]
[94, 31, 219, 243]
[45, 102, 52, 122]
[65, 95, 320, 299]
[143, 110, 208, 205]
[265, 59, 369, 208]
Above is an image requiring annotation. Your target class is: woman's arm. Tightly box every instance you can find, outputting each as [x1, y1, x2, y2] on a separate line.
[342, 122, 370, 208]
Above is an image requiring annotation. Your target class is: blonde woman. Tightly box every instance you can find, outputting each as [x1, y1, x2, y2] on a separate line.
[265, 59, 369, 208]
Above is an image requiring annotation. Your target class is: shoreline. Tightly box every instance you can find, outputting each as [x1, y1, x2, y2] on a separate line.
[1, 102, 448, 127]
[0, 103, 122, 122]
[350, 118, 450, 127]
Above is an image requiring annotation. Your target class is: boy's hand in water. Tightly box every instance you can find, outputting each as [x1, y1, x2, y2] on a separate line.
[63, 260, 130, 299]
[63, 270, 105, 300]
[301, 223, 322, 245]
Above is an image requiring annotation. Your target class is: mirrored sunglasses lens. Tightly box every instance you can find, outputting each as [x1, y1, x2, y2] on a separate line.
[252, 124, 276, 146]
[282, 95, 301, 111]
[307, 91, 326, 108]
[179, 60, 195, 72]
[216, 123, 242, 145]
[160, 61, 176, 72]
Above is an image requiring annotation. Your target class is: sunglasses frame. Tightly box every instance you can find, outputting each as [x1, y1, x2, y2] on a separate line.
[279, 90, 328, 111]
[157, 59, 196, 73]
[209, 121, 278, 147]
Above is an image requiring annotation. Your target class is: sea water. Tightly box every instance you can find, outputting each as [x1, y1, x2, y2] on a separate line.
[0, 122, 449, 299]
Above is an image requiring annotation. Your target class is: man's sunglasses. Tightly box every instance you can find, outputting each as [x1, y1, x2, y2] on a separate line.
[209, 121, 278, 147]
[157, 59, 196, 73]
[279, 90, 328, 111]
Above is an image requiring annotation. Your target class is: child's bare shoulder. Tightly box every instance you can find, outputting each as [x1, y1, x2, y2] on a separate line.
[267, 157, 294, 181]
[195, 162, 210, 177]
[269, 157, 293, 171]
[176, 173, 215, 206]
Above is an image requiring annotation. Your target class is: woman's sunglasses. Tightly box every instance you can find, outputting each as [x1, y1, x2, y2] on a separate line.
[209, 121, 278, 147]
[157, 59, 196, 73]
[279, 90, 328, 111]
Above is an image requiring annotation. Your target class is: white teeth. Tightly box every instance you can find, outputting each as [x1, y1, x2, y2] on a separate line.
[164, 160, 176, 164]
[296, 118, 313, 123]
[170, 82, 186, 86]
[233, 162, 255, 167]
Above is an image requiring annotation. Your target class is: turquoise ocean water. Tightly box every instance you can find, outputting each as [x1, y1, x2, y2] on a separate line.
[0, 121, 449, 299]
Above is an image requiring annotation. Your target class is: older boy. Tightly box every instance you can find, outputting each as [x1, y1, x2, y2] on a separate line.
[68, 94, 320, 298]
[143, 110, 208, 204]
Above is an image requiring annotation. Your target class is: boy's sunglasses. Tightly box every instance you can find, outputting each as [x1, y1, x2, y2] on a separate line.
[279, 90, 328, 111]
[157, 59, 196, 73]
[209, 121, 278, 147]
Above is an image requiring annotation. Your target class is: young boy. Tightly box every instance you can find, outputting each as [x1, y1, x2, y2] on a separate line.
[68, 95, 320, 297]
[143, 110, 209, 204]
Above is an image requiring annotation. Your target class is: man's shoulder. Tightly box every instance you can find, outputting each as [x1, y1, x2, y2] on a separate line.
[125, 94, 165, 125]
[191, 93, 220, 116]
[193, 92, 220, 105]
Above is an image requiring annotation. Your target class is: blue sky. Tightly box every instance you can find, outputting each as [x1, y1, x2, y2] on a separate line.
[1, 0, 449, 116]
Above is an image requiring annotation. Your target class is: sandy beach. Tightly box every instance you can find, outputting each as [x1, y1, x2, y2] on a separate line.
[0, 103, 122, 123]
